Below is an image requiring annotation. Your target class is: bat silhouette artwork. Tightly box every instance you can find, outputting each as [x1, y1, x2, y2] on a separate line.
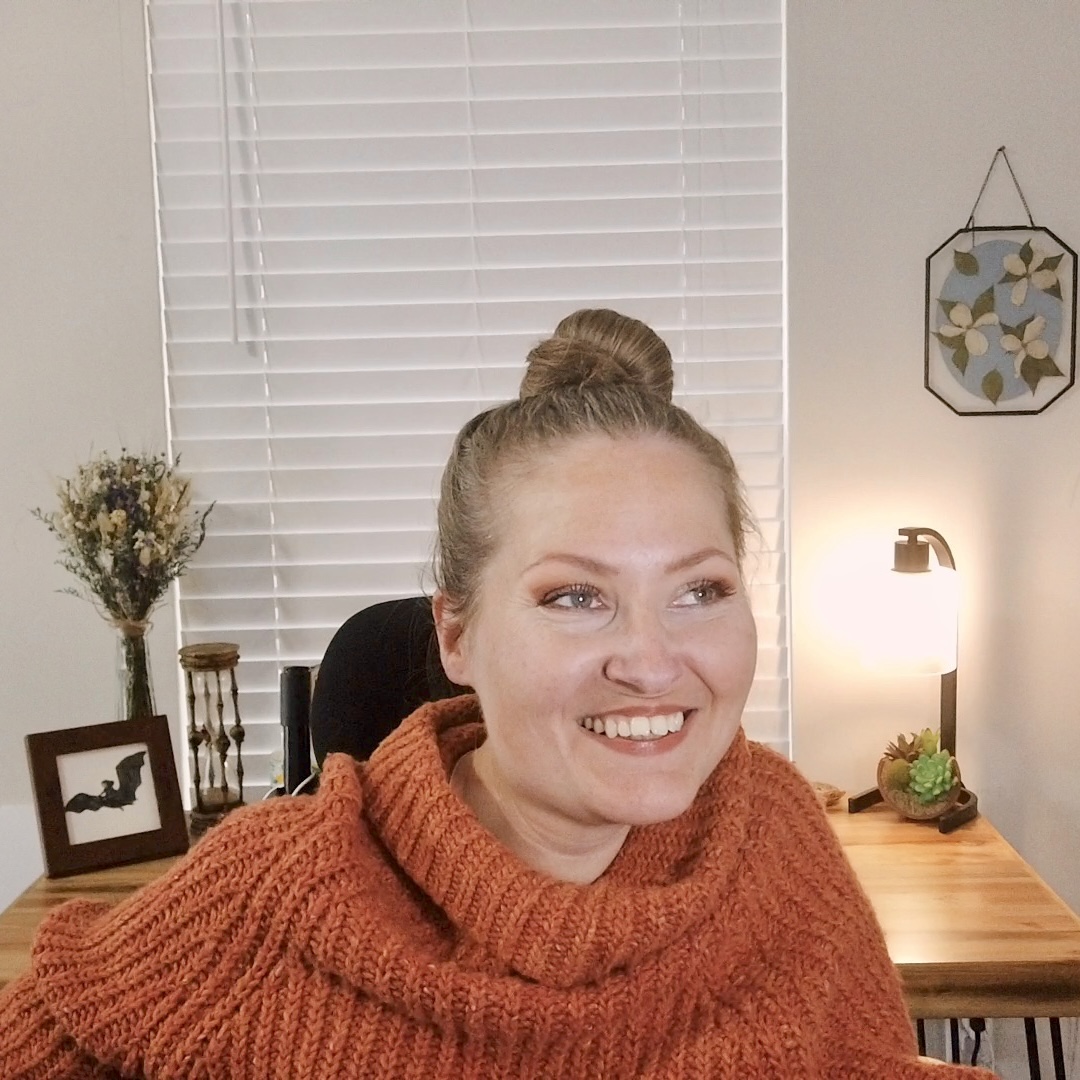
[63, 751, 147, 813]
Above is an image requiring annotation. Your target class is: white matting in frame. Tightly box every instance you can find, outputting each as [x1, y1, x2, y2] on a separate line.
[56, 741, 162, 846]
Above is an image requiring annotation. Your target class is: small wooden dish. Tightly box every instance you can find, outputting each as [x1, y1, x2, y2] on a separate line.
[811, 781, 844, 809]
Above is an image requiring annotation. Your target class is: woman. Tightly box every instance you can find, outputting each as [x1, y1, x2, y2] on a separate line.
[0, 311, 989, 1078]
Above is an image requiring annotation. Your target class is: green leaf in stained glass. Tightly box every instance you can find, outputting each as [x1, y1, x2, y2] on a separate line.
[1044, 282, 1063, 301]
[982, 370, 1004, 404]
[1019, 239, 1033, 265]
[952, 345, 970, 375]
[971, 286, 996, 322]
[1044, 253, 1064, 271]
[1020, 355, 1061, 394]
[1020, 356, 1042, 394]
[939, 297, 959, 318]
[953, 250, 979, 276]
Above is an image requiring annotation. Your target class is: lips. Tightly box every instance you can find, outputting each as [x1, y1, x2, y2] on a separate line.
[578, 711, 685, 741]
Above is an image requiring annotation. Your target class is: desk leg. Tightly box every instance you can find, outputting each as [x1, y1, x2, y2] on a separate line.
[1025, 1017, 1043, 1080]
[950, 1019, 961, 1063]
[917, 1020, 927, 1057]
[1050, 1018, 1066, 1080]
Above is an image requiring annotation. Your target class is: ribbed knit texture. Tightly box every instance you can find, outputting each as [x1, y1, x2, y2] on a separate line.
[0, 696, 994, 1079]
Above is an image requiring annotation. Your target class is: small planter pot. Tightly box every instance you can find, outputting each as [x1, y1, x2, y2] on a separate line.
[876, 756, 963, 821]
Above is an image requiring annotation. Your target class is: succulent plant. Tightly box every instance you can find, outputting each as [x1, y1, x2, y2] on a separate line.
[879, 757, 912, 791]
[885, 728, 940, 764]
[917, 727, 938, 756]
[908, 750, 956, 804]
[884, 733, 920, 762]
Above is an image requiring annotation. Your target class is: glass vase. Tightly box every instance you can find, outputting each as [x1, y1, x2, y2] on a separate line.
[116, 620, 156, 721]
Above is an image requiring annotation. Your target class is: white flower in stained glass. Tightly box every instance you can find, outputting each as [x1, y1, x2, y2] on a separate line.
[938, 302, 998, 356]
[1000, 315, 1049, 377]
[1002, 245, 1061, 307]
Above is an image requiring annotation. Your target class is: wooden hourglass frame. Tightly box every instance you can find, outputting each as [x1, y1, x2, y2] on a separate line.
[178, 642, 245, 835]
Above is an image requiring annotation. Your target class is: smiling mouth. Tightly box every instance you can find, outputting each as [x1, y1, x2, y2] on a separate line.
[579, 712, 686, 742]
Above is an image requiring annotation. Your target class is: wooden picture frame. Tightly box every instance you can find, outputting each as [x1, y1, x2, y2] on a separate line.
[26, 715, 189, 878]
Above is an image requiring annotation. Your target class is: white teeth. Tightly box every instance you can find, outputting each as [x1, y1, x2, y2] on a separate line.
[580, 712, 686, 741]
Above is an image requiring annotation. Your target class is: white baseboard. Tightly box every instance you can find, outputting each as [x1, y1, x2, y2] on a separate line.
[0, 804, 44, 910]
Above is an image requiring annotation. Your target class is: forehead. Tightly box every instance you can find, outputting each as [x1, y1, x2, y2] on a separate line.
[490, 433, 736, 569]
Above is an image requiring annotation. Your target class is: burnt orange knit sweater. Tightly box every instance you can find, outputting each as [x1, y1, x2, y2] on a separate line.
[0, 696, 992, 1079]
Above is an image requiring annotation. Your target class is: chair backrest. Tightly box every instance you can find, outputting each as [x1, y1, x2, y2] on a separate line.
[308, 595, 466, 766]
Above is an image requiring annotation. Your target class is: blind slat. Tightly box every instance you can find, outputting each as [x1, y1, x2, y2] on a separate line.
[150, 0, 788, 759]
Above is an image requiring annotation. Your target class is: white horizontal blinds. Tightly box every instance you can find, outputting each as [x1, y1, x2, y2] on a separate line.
[148, 0, 787, 789]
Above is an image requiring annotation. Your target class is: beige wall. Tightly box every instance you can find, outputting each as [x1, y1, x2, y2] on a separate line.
[0, 0, 176, 896]
[5, 0, 1080, 1067]
[789, 2, 1080, 1070]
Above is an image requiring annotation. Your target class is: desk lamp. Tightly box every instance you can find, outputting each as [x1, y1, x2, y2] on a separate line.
[848, 527, 979, 834]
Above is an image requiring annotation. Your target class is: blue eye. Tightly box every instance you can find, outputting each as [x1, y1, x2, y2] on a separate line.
[673, 580, 735, 607]
[543, 585, 603, 610]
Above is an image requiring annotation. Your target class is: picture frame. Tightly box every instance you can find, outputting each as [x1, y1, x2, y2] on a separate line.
[925, 225, 1077, 415]
[26, 714, 189, 878]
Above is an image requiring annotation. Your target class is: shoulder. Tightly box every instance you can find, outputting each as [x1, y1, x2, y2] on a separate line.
[740, 739, 860, 895]
[28, 755, 371, 1068]
[34, 752, 367, 951]
[745, 739, 824, 814]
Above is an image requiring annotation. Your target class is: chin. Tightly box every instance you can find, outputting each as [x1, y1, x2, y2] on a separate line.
[598, 780, 700, 828]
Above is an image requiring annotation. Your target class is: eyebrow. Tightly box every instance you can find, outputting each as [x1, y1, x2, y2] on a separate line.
[526, 547, 736, 576]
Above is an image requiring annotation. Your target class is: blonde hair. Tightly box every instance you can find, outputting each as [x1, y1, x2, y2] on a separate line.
[435, 310, 752, 622]
[520, 308, 674, 401]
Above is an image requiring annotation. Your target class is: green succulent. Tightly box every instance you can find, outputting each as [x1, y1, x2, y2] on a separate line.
[880, 757, 912, 791]
[908, 750, 956, 804]
[884, 727, 941, 763]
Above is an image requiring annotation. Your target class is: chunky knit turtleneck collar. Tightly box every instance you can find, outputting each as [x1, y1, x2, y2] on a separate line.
[316, 695, 755, 992]
[10, 694, 992, 1078]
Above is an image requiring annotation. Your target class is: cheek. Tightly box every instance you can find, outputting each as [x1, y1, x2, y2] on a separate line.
[499, 632, 594, 706]
[692, 615, 758, 685]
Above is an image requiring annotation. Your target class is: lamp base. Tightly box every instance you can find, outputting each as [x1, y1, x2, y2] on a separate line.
[847, 785, 884, 813]
[847, 783, 979, 833]
[937, 786, 978, 833]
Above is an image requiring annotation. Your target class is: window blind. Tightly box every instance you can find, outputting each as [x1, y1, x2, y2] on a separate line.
[146, 0, 787, 793]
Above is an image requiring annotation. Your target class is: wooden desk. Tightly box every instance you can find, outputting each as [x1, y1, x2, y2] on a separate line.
[829, 805, 1080, 1019]
[2, 810, 1080, 1021]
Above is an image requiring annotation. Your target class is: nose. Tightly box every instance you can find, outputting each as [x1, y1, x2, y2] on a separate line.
[601, 608, 682, 695]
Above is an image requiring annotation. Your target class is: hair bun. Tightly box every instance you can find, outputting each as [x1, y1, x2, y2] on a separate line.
[520, 308, 674, 402]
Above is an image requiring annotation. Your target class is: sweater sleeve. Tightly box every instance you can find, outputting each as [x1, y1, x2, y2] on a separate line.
[0, 968, 125, 1079]
[817, 871, 998, 1079]
[795, 801, 996, 1077]
[0, 792, 330, 1080]
[746, 748, 996, 1079]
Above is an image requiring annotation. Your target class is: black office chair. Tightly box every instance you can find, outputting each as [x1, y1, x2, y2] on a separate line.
[279, 596, 467, 794]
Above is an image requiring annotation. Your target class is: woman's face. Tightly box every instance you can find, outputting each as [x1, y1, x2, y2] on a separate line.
[436, 433, 758, 830]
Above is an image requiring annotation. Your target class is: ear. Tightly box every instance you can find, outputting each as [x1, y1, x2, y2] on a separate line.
[432, 590, 472, 687]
